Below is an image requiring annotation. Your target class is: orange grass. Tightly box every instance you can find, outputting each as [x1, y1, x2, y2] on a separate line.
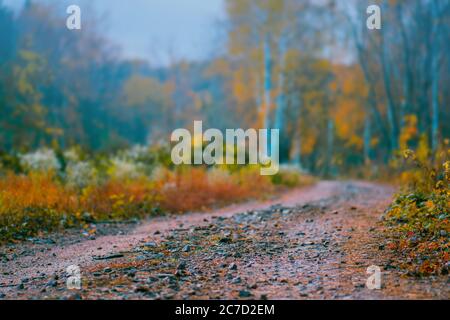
[158, 167, 274, 213]
[0, 166, 311, 242]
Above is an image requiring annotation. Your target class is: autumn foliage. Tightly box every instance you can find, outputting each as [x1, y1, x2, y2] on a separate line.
[0, 148, 312, 242]
[385, 146, 450, 276]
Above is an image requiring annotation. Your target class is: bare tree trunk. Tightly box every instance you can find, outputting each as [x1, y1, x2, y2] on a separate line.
[263, 34, 272, 129]
[325, 118, 334, 177]
[364, 110, 372, 165]
[396, 3, 414, 130]
[273, 34, 287, 159]
[290, 94, 302, 167]
[345, 9, 390, 155]
[261, 34, 273, 156]
[379, 18, 399, 152]
[431, 58, 440, 152]
[430, 1, 442, 152]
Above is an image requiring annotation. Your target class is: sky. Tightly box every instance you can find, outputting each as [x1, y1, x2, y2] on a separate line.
[2, 0, 225, 66]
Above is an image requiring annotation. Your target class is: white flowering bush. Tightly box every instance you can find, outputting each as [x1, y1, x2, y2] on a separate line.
[65, 161, 98, 189]
[19, 148, 61, 172]
[108, 157, 145, 180]
[109, 145, 165, 178]
[122, 145, 149, 161]
[63, 148, 81, 163]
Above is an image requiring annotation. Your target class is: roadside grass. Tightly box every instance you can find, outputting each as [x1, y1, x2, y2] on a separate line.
[384, 148, 450, 276]
[0, 148, 314, 243]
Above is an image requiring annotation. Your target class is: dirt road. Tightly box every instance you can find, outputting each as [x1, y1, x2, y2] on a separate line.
[1, 181, 449, 300]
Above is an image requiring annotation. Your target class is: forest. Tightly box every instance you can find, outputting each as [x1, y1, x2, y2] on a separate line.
[0, 0, 449, 300]
[0, 0, 448, 173]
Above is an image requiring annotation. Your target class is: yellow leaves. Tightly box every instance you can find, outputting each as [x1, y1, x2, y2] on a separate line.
[332, 64, 368, 97]
[399, 171, 414, 186]
[331, 65, 369, 151]
[333, 99, 364, 150]
[444, 161, 450, 181]
[231, 66, 257, 106]
[416, 134, 431, 163]
[109, 194, 120, 201]
[435, 180, 445, 191]
[403, 149, 415, 160]
[424, 200, 435, 210]
[301, 130, 317, 156]
[386, 145, 449, 275]
[399, 115, 418, 150]
[232, 77, 249, 104]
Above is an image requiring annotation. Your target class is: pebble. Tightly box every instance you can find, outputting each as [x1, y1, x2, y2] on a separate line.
[238, 290, 252, 298]
[47, 279, 58, 287]
[229, 263, 238, 270]
[182, 245, 191, 252]
[174, 270, 185, 277]
[231, 277, 242, 284]
[144, 242, 157, 248]
[219, 237, 232, 244]
[135, 286, 149, 293]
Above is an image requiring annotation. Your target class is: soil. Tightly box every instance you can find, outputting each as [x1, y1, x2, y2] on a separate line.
[1, 181, 448, 300]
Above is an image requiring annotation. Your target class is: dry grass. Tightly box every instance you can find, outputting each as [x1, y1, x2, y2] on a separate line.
[158, 167, 274, 213]
[0, 166, 314, 242]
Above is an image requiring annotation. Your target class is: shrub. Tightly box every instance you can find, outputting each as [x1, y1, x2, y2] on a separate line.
[80, 177, 161, 220]
[65, 161, 98, 189]
[385, 148, 450, 276]
[157, 166, 274, 213]
[19, 148, 61, 173]
[0, 146, 316, 242]
[271, 165, 316, 188]
[0, 173, 79, 241]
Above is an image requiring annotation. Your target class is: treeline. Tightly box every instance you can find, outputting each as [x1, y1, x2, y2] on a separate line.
[0, 1, 224, 151]
[0, 0, 449, 176]
[219, 0, 450, 175]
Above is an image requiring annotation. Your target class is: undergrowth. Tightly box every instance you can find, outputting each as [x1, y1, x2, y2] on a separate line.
[384, 146, 450, 276]
[0, 147, 314, 242]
